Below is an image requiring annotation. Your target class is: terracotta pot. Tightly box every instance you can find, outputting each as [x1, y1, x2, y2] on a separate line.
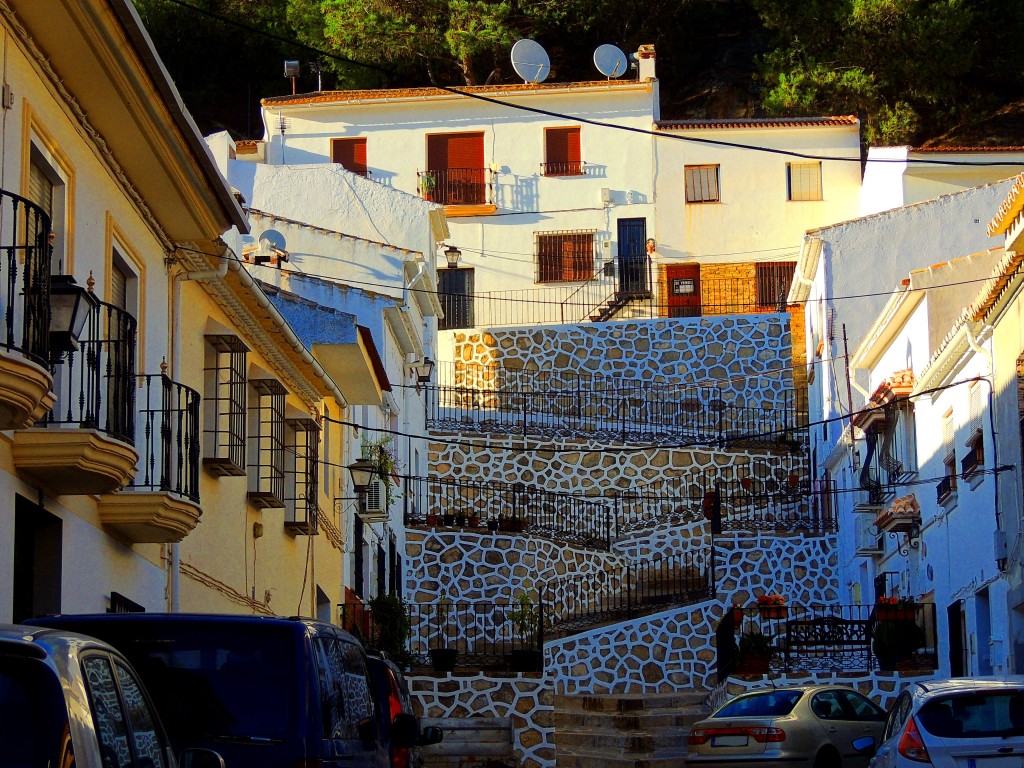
[758, 605, 787, 620]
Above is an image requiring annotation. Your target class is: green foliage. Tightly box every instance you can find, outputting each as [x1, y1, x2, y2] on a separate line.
[509, 590, 539, 642]
[738, 630, 773, 655]
[872, 619, 925, 662]
[369, 593, 411, 666]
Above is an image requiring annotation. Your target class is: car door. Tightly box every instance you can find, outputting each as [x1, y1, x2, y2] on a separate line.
[81, 652, 172, 768]
[871, 691, 914, 767]
[810, 689, 876, 766]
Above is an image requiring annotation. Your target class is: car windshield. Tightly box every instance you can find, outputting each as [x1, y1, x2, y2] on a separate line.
[919, 691, 1024, 739]
[715, 689, 804, 718]
[0, 656, 70, 766]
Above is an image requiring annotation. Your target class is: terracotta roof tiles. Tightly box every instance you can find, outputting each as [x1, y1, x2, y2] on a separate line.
[656, 116, 858, 130]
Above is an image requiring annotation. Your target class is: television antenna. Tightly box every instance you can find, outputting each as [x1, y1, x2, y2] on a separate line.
[511, 39, 550, 84]
[593, 44, 628, 78]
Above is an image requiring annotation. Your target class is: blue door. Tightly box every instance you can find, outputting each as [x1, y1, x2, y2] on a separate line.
[617, 218, 648, 295]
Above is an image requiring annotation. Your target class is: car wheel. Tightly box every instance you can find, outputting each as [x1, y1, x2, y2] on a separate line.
[813, 746, 841, 768]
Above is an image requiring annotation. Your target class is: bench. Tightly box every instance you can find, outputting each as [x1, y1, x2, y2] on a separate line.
[420, 716, 516, 768]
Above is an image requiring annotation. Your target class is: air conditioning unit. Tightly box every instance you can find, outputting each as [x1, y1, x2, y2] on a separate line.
[359, 477, 389, 523]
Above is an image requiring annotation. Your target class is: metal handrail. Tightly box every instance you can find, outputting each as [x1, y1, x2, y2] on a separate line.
[0, 189, 51, 365]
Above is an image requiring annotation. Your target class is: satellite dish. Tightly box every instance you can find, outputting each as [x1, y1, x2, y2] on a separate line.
[594, 44, 628, 78]
[511, 39, 550, 84]
[258, 230, 287, 252]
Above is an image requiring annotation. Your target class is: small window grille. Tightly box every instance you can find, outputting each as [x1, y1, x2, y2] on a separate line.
[285, 417, 320, 534]
[684, 165, 720, 203]
[755, 261, 797, 308]
[248, 378, 287, 508]
[536, 230, 595, 283]
[202, 335, 248, 476]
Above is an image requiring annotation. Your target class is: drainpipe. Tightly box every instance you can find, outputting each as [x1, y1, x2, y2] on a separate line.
[166, 242, 231, 613]
[966, 324, 1002, 553]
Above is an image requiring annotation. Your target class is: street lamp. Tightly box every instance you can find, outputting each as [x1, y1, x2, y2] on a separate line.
[444, 244, 461, 269]
[49, 274, 98, 361]
[412, 357, 435, 391]
[347, 456, 378, 497]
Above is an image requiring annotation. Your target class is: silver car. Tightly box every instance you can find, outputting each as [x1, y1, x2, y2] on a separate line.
[0, 624, 222, 768]
[869, 677, 1024, 767]
[686, 684, 886, 767]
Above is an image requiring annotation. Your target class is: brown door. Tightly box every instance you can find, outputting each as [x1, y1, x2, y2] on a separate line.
[427, 132, 485, 204]
[665, 264, 701, 317]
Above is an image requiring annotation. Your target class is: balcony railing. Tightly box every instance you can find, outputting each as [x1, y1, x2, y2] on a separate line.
[127, 374, 200, 502]
[717, 602, 939, 678]
[0, 189, 51, 365]
[43, 298, 136, 443]
[402, 474, 613, 549]
[418, 167, 489, 205]
[541, 160, 585, 176]
[427, 364, 805, 448]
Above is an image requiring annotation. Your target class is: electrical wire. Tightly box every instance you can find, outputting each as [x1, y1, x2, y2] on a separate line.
[159, 0, 1024, 169]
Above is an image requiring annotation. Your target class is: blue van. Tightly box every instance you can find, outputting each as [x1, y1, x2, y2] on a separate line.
[26, 613, 400, 768]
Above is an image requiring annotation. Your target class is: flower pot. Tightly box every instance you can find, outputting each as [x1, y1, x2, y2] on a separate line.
[729, 607, 745, 625]
[487, 519, 499, 532]
[876, 606, 914, 622]
[442, 513, 456, 527]
[735, 652, 771, 675]
[468, 515, 480, 528]
[425, 513, 439, 526]
[455, 514, 468, 527]
[509, 648, 543, 673]
[429, 647, 458, 673]
[758, 605, 787, 620]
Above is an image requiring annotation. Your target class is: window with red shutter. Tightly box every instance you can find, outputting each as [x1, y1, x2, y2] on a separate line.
[536, 231, 595, 283]
[425, 132, 486, 204]
[331, 138, 368, 177]
[544, 127, 582, 176]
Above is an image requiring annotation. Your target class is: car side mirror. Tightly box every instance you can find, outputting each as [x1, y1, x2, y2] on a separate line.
[179, 748, 225, 768]
[419, 725, 444, 747]
[852, 736, 875, 755]
[391, 712, 418, 748]
[358, 716, 378, 745]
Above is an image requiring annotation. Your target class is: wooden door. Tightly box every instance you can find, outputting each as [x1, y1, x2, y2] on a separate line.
[665, 264, 701, 317]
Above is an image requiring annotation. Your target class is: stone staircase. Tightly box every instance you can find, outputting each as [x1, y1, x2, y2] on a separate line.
[554, 691, 708, 768]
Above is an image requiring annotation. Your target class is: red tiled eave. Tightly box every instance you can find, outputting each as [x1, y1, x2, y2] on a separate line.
[656, 116, 858, 130]
[989, 172, 1024, 236]
[262, 79, 648, 107]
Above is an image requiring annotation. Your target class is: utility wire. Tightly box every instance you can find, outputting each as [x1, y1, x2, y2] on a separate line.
[161, 0, 1024, 169]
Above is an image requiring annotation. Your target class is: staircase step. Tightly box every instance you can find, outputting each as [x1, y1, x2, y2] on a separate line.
[555, 747, 689, 768]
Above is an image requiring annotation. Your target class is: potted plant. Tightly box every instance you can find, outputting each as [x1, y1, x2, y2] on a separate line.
[442, 512, 456, 526]
[757, 593, 788, 620]
[872, 617, 925, 671]
[425, 512, 440, 527]
[429, 595, 458, 673]
[487, 517, 499, 532]
[467, 513, 480, 528]
[508, 590, 543, 672]
[368, 593, 411, 668]
[419, 171, 436, 200]
[729, 603, 745, 625]
[875, 596, 916, 622]
[735, 630, 774, 674]
[455, 513, 468, 527]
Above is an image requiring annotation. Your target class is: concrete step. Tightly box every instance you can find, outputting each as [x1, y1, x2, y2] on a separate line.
[555, 747, 689, 768]
[555, 726, 690, 753]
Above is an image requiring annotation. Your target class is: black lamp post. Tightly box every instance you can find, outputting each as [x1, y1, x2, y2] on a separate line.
[413, 357, 435, 391]
[49, 274, 98, 361]
[347, 456, 378, 501]
[444, 245, 461, 269]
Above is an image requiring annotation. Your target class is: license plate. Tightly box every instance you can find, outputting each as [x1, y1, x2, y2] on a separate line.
[711, 734, 748, 747]
[965, 758, 1024, 767]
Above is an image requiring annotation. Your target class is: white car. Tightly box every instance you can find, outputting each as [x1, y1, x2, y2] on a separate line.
[869, 677, 1024, 767]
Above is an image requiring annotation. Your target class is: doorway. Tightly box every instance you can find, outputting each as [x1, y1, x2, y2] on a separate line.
[665, 264, 701, 317]
[13, 495, 62, 622]
[616, 218, 649, 295]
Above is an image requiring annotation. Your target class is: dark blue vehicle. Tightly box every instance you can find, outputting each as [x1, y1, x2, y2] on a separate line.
[26, 613, 399, 768]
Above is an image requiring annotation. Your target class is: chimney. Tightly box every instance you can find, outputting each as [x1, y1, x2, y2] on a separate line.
[636, 44, 656, 81]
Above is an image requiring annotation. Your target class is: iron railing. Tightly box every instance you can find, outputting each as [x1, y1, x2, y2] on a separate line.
[717, 602, 939, 680]
[43, 298, 136, 443]
[0, 189, 51, 365]
[401, 474, 613, 549]
[543, 550, 713, 634]
[427, 364, 805, 447]
[127, 374, 200, 502]
[418, 167, 489, 205]
[541, 160, 585, 176]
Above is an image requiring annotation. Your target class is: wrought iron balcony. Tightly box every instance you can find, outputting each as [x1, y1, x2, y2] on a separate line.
[0, 190, 54, 429]
[127, 373, 200, 501]
[402, 474, 613, 550]
[418, 167, 489, 206]
[13, 297, 138, 496]
[541, 160, 586, 176]
[427, 363, 806, 448]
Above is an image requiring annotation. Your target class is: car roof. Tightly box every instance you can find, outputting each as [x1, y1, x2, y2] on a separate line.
[913, 677, 1024, 698]
[0, 623, 126, 662]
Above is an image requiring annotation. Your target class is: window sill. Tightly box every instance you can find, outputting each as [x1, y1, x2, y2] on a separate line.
[443, 204, 497, 217]
[685, 200, 721, 205]
[963, 468, 985, 491]
[938, 490, 958, 513]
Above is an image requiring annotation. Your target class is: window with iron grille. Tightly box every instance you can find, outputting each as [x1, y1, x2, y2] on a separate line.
[684, 165, 720, 203]
[202, 335, 248, 476]
[543, 126, 583, 176]
[331, 138, 368, 177]
[248, 378, 287, 509]
[755, 261, 797, 308]
[438, 267, 475, 330]
[787, 162, 822, 201]
[536, 230, 595, 283]
[940, 409, 958, 501]
[285, 417, 320, 533]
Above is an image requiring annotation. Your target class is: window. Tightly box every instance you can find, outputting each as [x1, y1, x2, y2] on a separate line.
[684, 165, 719, 203]
[939, 409, 957, 504]
[203, 335, 249, 476]
[331, 138, 368, 176]
[25, 119, 74, 273]
[543, 126, 583, 176]
[755, 261, 797, 308]
[788, 162, 822, 201]
[312, 636, 376, 740]
[285, 416, 320, 533]
[438, 267, 475, 330]
[248, 378, 287, 509]
[425, 132, 486, 205]
[536, 230, 595, 283]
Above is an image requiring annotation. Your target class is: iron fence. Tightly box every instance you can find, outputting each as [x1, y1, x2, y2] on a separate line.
[127, 374, 200, 502]
[0, 189, 51, 365]
[418, 168, 489, 205]
[717, 602, 939, 679]
[43, 298, 136, 443]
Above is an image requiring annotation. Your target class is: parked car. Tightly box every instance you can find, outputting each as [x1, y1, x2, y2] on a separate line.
[869, 677, 1024, 767]
[686, 684, 885, 768]
[25, 613, 392, 768]
[366, 651, 443, 768]
[0, 623, 223, 768]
